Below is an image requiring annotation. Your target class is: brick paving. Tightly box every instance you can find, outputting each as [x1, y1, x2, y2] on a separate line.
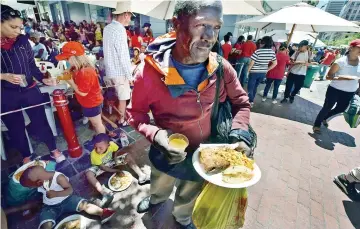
[2, 81, 360, 229]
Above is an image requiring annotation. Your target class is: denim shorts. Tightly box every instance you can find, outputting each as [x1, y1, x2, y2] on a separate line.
[82, 103, 103, 118]
[39, 195, 85, 229]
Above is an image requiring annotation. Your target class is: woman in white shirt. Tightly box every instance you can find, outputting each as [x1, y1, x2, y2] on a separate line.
[313, 39, 360, 133]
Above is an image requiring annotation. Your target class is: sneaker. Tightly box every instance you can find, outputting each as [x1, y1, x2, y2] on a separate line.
[272, 99, 278, 104]
[250, 102, 254, 108]
[289, 97, 295, 103]
[138, 174, 151, 186]
[100, 208, 116, 224]
[280, 98, 288, 103]
[334, 174, 355, 195]
[100, 193, 114, 208]
[137, 196, 151, 213]
[261, 97, 267, 102]
[50, 150, 66, 163]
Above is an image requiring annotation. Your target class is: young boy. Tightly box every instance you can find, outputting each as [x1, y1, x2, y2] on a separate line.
[85, 134, 150, 207]
[20, 166, 115, 229]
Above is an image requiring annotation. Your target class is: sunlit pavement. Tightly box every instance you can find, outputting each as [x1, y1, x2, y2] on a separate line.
[3, 81, 360, 229]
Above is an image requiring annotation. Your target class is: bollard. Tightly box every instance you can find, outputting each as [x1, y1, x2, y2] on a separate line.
[52, 89, 82, 158]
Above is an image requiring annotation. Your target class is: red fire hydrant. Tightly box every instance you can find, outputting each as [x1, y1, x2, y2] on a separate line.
[52, 89, 82, 158]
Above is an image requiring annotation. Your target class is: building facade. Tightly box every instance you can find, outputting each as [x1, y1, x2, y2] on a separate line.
[324, 0, 347, 16]
[340, 0, 360, 21]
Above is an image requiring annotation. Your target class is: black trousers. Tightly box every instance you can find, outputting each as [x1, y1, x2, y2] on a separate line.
[314, 86, 355, 127]
[1, 86, 56, 158]
[284, 72, 305, 99]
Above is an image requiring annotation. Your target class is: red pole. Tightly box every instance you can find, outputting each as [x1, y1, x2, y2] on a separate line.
[52, 89, 82, 158]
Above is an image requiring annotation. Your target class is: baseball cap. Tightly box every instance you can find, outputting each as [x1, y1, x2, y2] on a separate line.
[142, 22, 151, 28]
[298, 40, 309, 47]
[349, 39, 360, 48]
[112, 2, 135, 16]
[55, 41, 85, 61]
[92, 133, 110, 144]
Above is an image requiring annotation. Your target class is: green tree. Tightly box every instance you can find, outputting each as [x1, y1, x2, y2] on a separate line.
[304, 0, 319, 6]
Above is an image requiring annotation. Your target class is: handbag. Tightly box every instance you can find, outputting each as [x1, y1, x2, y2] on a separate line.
[210, 55, 257, 152]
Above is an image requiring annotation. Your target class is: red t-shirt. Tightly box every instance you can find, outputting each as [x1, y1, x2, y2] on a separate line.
[267, 52, 290, 79]
[73, 67, 103, 108]
[233, 43, 243, 60]
[131, 35, 141, 49]
[222, 43, 232, 60]
[240, 40, 257, 58]
[321, 53, 336, 66]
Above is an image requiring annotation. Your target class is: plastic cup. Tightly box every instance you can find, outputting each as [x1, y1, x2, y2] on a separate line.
[19, 74, 28, 87]
[168, 134, 189, 151]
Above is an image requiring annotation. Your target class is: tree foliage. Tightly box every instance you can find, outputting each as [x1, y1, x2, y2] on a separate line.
[304, 0, 319, 6]
[326, 33, 360, 46]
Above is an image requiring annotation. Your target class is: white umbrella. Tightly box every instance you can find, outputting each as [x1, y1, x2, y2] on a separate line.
[70, 0, 264, 20]
[1, 0, 35, 11]
[236, 2, 360, 43]
[262, 30, 326, 46]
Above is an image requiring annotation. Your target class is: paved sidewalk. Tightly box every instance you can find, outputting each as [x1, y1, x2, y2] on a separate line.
[3, 81, 360, 229]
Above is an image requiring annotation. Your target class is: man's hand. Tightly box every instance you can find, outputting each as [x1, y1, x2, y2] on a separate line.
[46, 190, 58, 199]
[153, 130, 187, 164]
[234, 141, 252, 158]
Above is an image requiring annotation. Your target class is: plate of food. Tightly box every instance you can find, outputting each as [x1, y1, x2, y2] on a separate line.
[108, 171, 133, 192]
[13, 160, 46, 183]
[192, 144, 261, 188]
[55, 214, 84, 229]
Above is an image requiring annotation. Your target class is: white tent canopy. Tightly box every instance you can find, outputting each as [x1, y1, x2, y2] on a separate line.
[70, 0, 264, 20]
[236, 2, 360, 33]
[262, 30, 326, 47]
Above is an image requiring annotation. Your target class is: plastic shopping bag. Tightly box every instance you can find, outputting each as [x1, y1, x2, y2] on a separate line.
[192, 183, 248, 229]
[344, 94, 360, 128]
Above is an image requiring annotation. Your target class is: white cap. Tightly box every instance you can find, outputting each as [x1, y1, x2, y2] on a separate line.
[112, 1, 135, 16]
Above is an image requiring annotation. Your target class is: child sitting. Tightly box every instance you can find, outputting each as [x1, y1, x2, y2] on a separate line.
[20, 166, 115, 229]
[85, 134, 150, 207]
[56, 41, 106, 134]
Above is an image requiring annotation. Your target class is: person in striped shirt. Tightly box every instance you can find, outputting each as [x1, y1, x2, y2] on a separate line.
[247, 36, 277, 107]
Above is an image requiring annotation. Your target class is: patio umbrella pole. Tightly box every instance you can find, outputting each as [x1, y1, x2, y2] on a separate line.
[287, 24, 296, 45]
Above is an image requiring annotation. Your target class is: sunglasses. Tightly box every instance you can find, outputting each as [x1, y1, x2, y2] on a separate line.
[1, 8, 22, 18]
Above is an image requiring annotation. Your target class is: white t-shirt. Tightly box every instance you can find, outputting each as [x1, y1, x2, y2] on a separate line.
[330, 56, 360, 93]
[290, 51, 309, 76]
[220, 40, 231, 46]
[38, 172, 70, 205]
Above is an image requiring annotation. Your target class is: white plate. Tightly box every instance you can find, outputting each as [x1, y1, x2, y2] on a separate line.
[54, 214, 85, 229]
[108, 171, 133, 192]
[192, 144, 261, 188]
[12, 160, 46, 183]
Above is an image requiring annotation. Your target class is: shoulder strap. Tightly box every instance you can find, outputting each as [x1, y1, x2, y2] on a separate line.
[210, 55, 224, 127]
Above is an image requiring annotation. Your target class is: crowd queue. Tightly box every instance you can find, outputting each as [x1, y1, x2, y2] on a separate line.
[1, 1, 360, 229]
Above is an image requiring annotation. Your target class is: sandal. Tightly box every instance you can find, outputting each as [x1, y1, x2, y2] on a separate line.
[313, 127, 321, 134]
[117, 120, 129, 127]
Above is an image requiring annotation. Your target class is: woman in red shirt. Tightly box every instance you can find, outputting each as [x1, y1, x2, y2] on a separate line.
[56, 42, 105, 134]
[262, 46, 290, 104]
[130, 28, 143, 49]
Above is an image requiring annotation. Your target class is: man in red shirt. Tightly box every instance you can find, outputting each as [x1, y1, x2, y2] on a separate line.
[319, 49, 336, 80]
[221, 34, 232, 60]
[238, 35, 257, 86]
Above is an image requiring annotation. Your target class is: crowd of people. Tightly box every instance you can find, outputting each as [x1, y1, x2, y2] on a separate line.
[1, 1, 360, 229]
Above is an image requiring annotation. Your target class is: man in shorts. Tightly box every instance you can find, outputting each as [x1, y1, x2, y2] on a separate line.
[103, 2, 134, 126]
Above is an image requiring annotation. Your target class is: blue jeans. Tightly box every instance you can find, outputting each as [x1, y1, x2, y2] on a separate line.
[319, 64, 329, 77]
[263, 78, 282, 99]
[247, 72, 266, 103]
[238, 57, 251, 86]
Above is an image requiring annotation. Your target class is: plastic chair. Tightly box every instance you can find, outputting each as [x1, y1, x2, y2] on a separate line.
[37, 61, 56, 74]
